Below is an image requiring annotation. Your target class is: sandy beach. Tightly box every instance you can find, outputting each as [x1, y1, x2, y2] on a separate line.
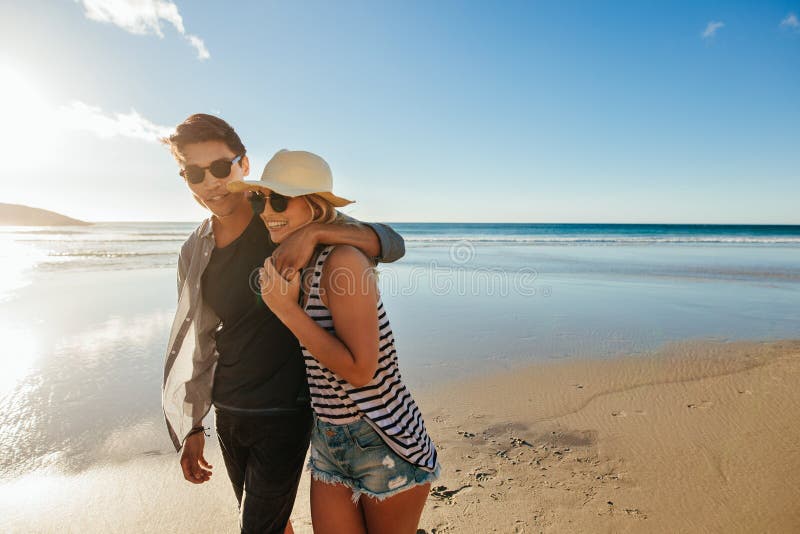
[3, 338, 798, 533]
[417, 339, 800, 533]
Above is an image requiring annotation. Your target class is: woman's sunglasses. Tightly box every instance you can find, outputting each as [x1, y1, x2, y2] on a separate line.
[180, 155, 243, 184]
[248, 191, 289, 214]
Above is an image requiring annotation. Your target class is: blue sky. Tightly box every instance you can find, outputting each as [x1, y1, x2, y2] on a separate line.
[0, 1, 798, 223]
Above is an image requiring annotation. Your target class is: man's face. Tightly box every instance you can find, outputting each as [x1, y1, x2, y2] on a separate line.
[180, 140, 250, 218]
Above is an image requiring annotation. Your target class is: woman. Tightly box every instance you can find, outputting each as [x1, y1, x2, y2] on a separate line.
[227, 150, 439, 534]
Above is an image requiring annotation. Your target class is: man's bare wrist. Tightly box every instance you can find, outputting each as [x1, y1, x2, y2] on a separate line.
[186, 426, 207, 440]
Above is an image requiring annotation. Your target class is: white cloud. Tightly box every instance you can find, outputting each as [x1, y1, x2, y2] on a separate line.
[186, 34, 210, 60]
[780, 13, 799, 30]
[58, 101, 172, 142]
[77, 0, 209, 60]
[702, 21, 724, 39]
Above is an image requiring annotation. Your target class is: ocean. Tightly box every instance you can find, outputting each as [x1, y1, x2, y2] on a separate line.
[3, 222, 800, 273]
[1, 221, 799, 522]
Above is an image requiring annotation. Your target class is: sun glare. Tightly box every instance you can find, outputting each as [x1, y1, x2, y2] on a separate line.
[0, 64, 59, 169]
[0, 324, 40, 396]
[0, 237, 42, 394]
[0, 236, 42, 299]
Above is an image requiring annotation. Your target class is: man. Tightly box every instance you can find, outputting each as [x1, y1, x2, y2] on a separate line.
[161, 114, 405, 534]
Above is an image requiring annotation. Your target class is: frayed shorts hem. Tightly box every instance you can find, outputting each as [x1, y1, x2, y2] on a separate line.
[307, 457, 440, 504]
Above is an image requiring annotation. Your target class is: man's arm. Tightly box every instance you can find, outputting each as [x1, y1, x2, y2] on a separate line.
[339, 215, 405, 263]
[372, 222, 405, 263]
[177, 241, 190, 297]
[172, 234, 214, 483]
[271, 217, 406, 277]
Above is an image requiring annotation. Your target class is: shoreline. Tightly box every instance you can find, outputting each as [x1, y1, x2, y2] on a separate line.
[1, 339, 798, 533]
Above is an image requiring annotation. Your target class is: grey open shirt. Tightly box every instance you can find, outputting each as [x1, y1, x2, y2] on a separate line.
[162, 215, 405, 451]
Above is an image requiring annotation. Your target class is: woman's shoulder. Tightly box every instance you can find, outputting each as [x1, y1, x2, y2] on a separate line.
[319, 245, 376, 300]
[323, 244, 372, 270]
[321, 245, 374, 287]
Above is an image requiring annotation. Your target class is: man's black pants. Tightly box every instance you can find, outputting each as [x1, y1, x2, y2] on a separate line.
[215, 407, 313, 534]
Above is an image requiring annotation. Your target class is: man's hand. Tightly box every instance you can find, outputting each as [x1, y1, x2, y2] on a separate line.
[180, 432, 213, 484]
[271, 224, 320, 280]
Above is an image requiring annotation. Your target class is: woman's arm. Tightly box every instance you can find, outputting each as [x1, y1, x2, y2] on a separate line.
[260, 246, 380, 387]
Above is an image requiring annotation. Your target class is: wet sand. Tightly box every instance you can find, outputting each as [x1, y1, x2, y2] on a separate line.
[2, 339, 798, 533]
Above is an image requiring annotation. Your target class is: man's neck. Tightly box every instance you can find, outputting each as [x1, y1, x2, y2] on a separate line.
[211, 200, 253, 248]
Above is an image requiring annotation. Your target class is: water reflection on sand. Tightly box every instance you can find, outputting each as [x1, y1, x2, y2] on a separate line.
[0, 269, 176, 479]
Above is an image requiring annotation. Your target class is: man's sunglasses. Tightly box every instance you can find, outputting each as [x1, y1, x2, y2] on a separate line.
[180, 155, 243, 184]
[248, 191, 289, 215]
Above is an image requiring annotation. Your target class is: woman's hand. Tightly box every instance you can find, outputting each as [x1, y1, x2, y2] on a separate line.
[259, 257, 301, 317]
[271, 224, 321, 280]
[258, 246, 379, 388]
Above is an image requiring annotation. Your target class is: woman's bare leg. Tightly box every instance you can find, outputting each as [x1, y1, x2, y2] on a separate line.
[310, 479, 367, 534]
[284, 521, 294, 534]
[360, 482, 430, 534]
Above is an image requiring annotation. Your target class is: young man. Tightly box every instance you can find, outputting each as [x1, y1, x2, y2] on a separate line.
[161, 114, 405, 534]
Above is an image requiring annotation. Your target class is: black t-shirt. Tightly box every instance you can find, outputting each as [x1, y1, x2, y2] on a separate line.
[201, 214, 309, 413]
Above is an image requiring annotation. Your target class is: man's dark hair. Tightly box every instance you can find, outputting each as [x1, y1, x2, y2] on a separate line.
[161, 114, 246, 162]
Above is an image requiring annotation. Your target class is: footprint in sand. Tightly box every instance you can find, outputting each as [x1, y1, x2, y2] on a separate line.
[510, 436, 534, 448]
[474, 469, 497, 482]
[612, 410, 646, 417]
[430, 485, 471, 501]
[623, 508, 648, 519]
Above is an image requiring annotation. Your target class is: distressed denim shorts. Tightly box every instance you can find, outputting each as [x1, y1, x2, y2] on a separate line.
[307, 415, 440, 502]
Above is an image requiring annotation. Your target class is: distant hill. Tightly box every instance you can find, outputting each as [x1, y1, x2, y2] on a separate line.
[0, 203, 90, 226]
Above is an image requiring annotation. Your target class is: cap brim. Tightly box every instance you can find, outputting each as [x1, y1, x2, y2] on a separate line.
[226, 180, 354, 207]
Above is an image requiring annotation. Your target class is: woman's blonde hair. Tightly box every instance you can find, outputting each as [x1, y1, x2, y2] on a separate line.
[304, 194, 345, 225]
[304, 193, 378, 271]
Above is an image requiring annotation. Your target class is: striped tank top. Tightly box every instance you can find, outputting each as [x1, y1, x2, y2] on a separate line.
[300, 245, 438, 471]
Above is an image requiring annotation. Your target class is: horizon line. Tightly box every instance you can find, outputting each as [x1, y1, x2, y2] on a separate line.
[74, 220, 800, 227]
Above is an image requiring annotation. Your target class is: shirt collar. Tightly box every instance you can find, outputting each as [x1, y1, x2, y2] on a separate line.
[199, 217, 214, 240]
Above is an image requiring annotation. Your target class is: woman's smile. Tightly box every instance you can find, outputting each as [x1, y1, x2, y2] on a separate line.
[264, 219, 288, 229]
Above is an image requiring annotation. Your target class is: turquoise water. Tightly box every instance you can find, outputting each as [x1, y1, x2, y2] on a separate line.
[393, 222, 800, 244]
[3, 222, 799, 275]
[0, 222, 798, 483]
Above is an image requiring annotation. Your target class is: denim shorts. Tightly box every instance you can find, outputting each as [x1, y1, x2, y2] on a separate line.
[307, 415, 440, 502]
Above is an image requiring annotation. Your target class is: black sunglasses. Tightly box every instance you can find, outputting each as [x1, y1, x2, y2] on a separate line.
[180, 155, 243, 184]
[248, 191, 289, 215]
